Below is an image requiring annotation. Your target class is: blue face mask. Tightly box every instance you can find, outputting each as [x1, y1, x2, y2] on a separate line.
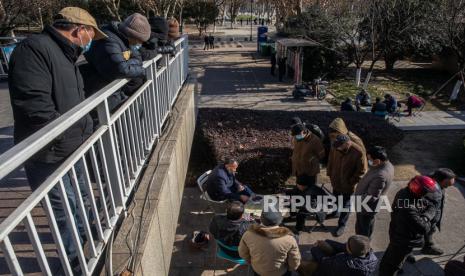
[79, 29, 92, 53]
[295, 134, 305, 141]
[131, 44, 142, 52]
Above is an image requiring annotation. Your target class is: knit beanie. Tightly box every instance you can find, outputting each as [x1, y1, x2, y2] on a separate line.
[347, 235, 370, 257]
[260, 210, 283, 226]
[291, 123, 306, 136]
[149, 15, 169, 40]
[119, 13, 151, 42]
[333, 134, 350, 148]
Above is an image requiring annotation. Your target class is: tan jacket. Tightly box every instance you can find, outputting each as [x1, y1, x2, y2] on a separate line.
[328, 118, 367, 154]
[292, 132, 325, 177]
[327, 142, 367, 194]
[239, 225, 301, 276]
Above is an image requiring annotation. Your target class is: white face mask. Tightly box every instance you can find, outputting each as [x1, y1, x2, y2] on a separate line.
[368, 159, 374, 166]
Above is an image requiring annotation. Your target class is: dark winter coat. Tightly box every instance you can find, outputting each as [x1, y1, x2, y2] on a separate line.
[425, 183, 445, 231]
[8, 26, 93, 163]
[83, 22, 145, 106]
[389, 187, 436, 247]
[311, 240, 378, 276]
[209, 214, 255, 258]
[205, 164, 241, 201]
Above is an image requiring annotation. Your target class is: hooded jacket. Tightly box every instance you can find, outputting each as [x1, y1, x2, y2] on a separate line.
[327, 118, 367, 193]
[327, 142, 367, 194]
[239, 225, 301, 276]
[292, 132, 325, 177]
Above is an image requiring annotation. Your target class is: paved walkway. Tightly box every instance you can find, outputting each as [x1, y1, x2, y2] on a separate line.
[190, 42, 334, 112]
[391, 111, 465, 130]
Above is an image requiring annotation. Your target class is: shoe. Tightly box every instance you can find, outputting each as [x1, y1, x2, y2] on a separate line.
[421, 246, 444, 255]
[332, 226, 345, 237]
[406, 254, 416, 263]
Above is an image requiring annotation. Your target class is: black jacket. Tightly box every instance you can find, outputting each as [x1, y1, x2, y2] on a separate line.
[312, 240, 378, 276]
[209, 214, 255, 256]
[8, 26, 93, 163]
[389, 187, 436, 247]
[83, 22, 146, 110]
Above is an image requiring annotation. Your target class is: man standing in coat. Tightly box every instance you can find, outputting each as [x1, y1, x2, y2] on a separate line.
[8, 7, 105, 269]
[327, 134, 367, 237]
[379, 176, 438, 276]
[84, 13, 151, 110]
[354, 146, 394, 238]
[290, 122, 326, 231]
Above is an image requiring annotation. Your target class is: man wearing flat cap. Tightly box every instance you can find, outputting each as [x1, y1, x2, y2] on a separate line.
[83, 13, 152, 110]
[8, 7, 105, 271]
[328, 134, 367, 237]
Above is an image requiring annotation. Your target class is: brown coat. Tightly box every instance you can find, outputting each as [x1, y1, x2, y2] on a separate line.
[292, 132, 325, 177]
[239, 225, 301, 276]
[327, 142, 367, 194]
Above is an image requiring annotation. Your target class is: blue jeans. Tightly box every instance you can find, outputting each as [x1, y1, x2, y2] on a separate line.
[25, 159, 89, 259]
[230, 184, 254, 198]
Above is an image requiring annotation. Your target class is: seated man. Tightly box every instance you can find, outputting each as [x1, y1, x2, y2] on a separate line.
[204, 157, 254, 203]
[209, 201, 256, 258]
[355, 89, 371, 110]
[384, 93, 398, 113]
[309, 235, 377, 276]
[341, 98, 356, 112]
[239, 210, 301, 276]
[371, 97, 388, 118]
[405, 93, 425, 116]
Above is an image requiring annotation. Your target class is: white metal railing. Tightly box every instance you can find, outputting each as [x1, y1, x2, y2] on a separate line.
[0, 35, 189, 275]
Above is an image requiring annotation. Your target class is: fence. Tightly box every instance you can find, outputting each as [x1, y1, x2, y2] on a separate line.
[0, 35, 189, 275]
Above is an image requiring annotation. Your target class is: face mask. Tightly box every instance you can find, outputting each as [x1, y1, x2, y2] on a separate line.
[79, 29, 92, 53]
[295, 134, 305, 141]
[131, 44, 142, 52]
[368, 160, 374, 166]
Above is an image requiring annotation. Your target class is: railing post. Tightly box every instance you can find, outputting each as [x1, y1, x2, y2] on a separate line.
[97, 100, 125, 208]
[165, 55, 172, 112]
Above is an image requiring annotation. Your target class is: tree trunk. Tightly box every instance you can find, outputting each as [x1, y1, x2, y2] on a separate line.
[363, 71, 372, 89]
[355, 67, 362, 87]
[450, 80, 463, 101]
[384, 57, 396, 72]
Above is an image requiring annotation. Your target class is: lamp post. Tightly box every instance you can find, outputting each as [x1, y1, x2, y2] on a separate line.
[249, 0, 253, 41]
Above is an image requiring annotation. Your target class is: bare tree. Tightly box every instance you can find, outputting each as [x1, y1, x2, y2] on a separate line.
[227, 0, 245, 28]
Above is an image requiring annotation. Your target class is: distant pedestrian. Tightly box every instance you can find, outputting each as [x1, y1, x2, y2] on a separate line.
[261, 18, 265, 25]
[270, 52, 276, 76]
[278, 57, 286, 82]
[203, 34, 209, 50]
[208, 33, 215, 49]
[240, 19, 243, 26]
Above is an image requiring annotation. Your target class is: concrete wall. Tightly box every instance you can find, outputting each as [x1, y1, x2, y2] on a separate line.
[110, 79, 196, 276]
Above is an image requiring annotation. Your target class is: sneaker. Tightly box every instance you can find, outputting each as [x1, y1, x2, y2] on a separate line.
[421, 246, 444, 255]
[406, 254, 416, 263]
[332, 226, 345, 237]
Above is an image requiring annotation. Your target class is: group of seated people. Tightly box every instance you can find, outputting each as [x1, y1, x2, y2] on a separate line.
[209, 201, 377, 276]
[340, 89, 425, 118]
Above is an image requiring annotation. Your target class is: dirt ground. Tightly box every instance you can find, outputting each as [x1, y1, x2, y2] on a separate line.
[389, 130, 465, 180]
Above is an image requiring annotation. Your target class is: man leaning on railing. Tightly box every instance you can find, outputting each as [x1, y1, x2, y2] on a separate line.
[7, 7, 106, 273]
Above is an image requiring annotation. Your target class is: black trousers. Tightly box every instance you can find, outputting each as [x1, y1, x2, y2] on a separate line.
[355, 212, 376, 238]
[379, 242, 414, 276]
[333, 191, 352, 228]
